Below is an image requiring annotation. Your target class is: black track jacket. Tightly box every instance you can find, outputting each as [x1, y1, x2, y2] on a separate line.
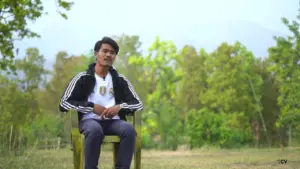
[59, 63, 144, 121]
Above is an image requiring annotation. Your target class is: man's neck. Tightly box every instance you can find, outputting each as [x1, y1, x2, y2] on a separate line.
[95, 64, 109, 78]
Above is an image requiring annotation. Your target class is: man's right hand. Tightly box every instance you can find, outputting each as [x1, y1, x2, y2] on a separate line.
[93, 104, 106, 116]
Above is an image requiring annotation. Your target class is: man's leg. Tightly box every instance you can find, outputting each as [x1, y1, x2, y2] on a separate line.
[79, 119, 104, 169]
[101, 120, 136, 169]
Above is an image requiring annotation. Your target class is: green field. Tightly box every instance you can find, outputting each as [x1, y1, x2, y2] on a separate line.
[1, 147, 299, 169]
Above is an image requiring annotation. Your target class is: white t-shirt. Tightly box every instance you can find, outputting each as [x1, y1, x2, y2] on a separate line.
[81, 72, 120, 120]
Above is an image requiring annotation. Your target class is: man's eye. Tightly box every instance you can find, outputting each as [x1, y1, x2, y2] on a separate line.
[101, 50, 115, 55]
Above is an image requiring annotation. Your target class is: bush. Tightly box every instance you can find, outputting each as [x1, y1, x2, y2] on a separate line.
[186, 108, 253, 148]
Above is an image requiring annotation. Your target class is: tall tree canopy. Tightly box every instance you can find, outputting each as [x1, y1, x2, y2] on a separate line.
[0, 0, 73, 71]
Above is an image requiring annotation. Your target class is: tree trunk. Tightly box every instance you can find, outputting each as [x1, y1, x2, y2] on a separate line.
[252, 120, 260, 148]
[288, 125, 292, 147]
[279, 125, 286, 151]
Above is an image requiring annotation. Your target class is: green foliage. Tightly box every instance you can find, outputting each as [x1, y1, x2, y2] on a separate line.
[0, 47, 49, 153]
[2, 11, 300, 153]
[0, 0, 73, 71]
[202, 42, 262, 117]
[23, 114, 64, 146]
[15, 48, 49, 91]
[129, 37, 184, 150]
[267, 12, 300, 141]
[177, 46, 207, 112]
[186, 108, 252, 148]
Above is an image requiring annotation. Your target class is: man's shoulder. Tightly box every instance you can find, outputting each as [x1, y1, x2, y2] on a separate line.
[75, 70, 89, 76]
[70, 71, 89, 80]
[115, 72, 129, 81]
[110, 67, 126, 80]
[116, 72, 126, 79]
[116, 72, 134, 87]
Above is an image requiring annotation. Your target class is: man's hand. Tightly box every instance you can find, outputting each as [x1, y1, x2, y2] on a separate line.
[93, 104, 106, 116]
[101, 105, 121, 119]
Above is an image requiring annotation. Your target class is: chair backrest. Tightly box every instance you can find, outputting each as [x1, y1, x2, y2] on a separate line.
[62, 110, 79, 145]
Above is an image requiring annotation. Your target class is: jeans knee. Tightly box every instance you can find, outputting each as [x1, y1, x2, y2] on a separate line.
[89, 126, 104, 138]
[122, 122, 136, 137]
[81, 120, 104, 138]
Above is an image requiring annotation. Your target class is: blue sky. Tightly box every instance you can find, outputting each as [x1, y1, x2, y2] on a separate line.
[14, 0, 299, 69]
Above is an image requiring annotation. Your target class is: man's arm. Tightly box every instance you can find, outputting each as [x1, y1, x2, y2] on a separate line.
[118, 73, 144, 113]
[59, 72, 94, 114]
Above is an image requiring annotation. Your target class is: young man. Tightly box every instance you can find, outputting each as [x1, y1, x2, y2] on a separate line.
[59, 37, 143, 169]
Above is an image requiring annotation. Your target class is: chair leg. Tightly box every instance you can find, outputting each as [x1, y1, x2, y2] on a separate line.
[72, 133, 85, 169]
[134, 136, 141, 169]
[112, 142, 119, 169]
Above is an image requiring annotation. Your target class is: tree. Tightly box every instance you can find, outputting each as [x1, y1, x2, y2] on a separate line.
[40, 51, 87, 115]
[177, 46, 208, 114]
[268, 11, 300, 148]
[15, 48, 49, 92]
[253, 57, 280, 146]
[201, 42, 263, 116]
[199, 42, 268, 147]
[0, 47, 49, 152]
[0, 0, 74, 71]
[129, 37, 183, 150]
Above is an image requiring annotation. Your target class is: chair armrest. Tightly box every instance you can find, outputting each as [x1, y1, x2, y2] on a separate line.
[132, 110, 142, 168]
[131, 110, 141, 137]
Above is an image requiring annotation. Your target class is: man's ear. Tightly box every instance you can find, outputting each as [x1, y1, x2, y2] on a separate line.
[94, 51, 97, 56]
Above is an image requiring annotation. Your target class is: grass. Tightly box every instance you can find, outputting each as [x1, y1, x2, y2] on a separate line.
[0, 146, 300, 169]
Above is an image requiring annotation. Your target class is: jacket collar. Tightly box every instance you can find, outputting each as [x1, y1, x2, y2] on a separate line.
[86, 62, 96, 75]
[86, 62, 118, 77]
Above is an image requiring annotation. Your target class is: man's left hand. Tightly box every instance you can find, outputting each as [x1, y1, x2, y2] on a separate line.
[101, 105, 121, 119]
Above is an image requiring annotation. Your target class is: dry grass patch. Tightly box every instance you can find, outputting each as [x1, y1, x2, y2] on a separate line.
[0, 147, 299, 169]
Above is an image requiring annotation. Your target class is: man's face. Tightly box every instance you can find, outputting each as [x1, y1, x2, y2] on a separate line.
[95, 43, 116, 67]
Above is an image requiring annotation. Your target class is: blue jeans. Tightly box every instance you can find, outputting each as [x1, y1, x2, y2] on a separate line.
[79, 119, 136, 169]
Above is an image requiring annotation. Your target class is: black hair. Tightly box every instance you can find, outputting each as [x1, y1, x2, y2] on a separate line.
[94, 36, 119, 54]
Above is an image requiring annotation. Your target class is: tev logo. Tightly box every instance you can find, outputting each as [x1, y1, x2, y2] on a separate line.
[277, 159, 287, 164]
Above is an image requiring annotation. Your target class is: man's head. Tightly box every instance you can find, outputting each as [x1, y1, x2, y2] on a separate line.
[94, 37, 119, 67]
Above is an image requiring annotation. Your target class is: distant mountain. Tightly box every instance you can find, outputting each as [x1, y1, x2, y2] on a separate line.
[40, 20, 287, 71]
[140, 20, 287, 58]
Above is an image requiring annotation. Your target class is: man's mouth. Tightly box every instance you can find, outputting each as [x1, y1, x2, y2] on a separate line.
[104, 59, 112, 63]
